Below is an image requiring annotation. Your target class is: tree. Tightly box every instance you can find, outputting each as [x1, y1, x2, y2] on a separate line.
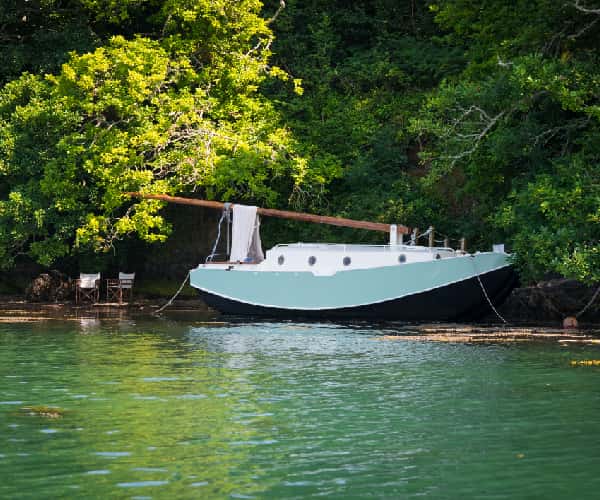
[411, 1, 600, 283]
[0, 1, 338, 269]
[0, 0, 97, 85]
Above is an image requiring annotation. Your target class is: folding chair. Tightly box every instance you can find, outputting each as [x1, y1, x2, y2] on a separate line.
[106, 272, 135, 303]
[75, 273, 100, 303]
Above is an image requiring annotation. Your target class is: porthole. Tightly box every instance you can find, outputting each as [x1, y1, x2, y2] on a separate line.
[308, 256, 317, 266]
[278, 255, 285, 265]
[398, 254, 407, 263]
[343, 256, 351, 266]
[435, 254, 441, 260]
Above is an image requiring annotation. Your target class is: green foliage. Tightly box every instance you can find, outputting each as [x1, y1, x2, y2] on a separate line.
[263, 0, 463, 246]
[0, 2, 339, 269]
[409, 3, 600, 282]
[496, 156, 599, 283]
[0, 0, 98, 85]
[0, 0, 598, 286]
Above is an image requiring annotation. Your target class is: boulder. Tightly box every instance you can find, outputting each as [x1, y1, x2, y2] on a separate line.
[25, 270, 74, 302]
[497, 279, 600, 323]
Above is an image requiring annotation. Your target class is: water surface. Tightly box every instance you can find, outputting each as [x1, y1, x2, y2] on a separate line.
[1, 317, 599, 498]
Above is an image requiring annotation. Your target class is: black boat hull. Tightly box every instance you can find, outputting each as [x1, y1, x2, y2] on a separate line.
[197, 265, 518, 321]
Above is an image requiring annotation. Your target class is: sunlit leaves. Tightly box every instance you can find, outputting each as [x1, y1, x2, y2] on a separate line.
[0, 1, 333, 268]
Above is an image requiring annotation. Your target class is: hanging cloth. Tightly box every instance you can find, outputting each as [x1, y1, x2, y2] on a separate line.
[229, 205, 264, 263]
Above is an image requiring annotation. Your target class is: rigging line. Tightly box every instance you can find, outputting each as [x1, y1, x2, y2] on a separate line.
[417, 227, 432, 239]
[206, 202, 231, 263]
[471, 256, 508, 324]
[576, 283, 600, 318]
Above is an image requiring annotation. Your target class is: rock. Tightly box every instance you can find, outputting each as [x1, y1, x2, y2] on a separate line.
[20, 406, 65, 418]
[25, 270, 74, 302]
[497, 279, 600, 323]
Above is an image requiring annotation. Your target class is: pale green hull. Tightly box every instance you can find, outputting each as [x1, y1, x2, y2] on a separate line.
[190, 252, 511, 311]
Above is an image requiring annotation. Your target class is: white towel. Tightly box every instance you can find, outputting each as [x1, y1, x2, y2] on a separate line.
[229, 205, 264, 263]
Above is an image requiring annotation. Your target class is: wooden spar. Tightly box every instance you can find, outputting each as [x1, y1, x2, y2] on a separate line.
[125, 192, 410, 235]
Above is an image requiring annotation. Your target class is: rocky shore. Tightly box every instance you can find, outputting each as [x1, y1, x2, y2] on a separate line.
[494, 279, 600, 324]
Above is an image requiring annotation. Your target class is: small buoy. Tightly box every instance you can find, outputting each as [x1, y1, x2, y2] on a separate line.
[563, 316, 578, 329]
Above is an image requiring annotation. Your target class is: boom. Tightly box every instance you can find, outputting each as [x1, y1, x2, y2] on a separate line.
[125, 192, 410, 235]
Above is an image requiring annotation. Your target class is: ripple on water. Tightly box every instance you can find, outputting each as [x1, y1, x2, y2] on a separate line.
[2, 321, 600, 499]
[117, 481, 169, 488]
[231, 439, 278, 446]
[175, 394, 207, 400]
[94, 452, 132, 458]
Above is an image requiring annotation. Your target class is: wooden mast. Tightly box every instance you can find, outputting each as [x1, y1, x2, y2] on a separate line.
[125, 192, 410, 235]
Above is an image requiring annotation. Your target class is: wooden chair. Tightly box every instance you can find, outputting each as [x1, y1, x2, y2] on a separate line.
[106, 272, 135, 303]
[75, 273, 101, 303]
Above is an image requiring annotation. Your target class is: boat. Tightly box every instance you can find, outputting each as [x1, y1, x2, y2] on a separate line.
[128, 193, 518, 320]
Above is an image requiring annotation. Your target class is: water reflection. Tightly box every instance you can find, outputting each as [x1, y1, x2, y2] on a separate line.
[0, 318, 600, 498]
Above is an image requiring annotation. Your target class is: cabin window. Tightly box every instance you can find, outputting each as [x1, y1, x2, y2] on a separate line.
[398, 254, 407, 263]
[278, 255, 285, 265]
[308, 256, 317, 266]
[343, 256, 351, 266]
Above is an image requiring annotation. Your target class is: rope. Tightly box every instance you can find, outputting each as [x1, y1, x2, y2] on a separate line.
[576, 283, 600, 318]
[206, 203, 231, 263]
[418, 227, 432, 239]
[154, 204, 231, 314]
[471, 256, 508, 324]
[153, 270, 190, 315]
[410, 229, 417, 246]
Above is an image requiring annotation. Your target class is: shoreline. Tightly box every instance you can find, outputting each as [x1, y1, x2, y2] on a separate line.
[1, 296, 599, 343]
[0, 295, 215, 320]
[0, 295, 598, 330]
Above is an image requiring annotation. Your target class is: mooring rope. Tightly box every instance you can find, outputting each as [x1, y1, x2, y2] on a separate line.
[154, 203, 232, 314]
[153, 271, 191, 315]
[471, 255, 508, 324]
[576, 283, 600, 319]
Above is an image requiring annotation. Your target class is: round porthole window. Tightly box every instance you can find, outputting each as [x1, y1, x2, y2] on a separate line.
[278, 255, 285, 265]
[435, 253, 441, 260]
[398, 254, 407, 263]
[308, 256, 317, 266]
[343, 256, 351, 266]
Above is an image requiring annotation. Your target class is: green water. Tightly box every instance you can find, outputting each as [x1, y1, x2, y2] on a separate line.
[1, 317, 600, 499]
